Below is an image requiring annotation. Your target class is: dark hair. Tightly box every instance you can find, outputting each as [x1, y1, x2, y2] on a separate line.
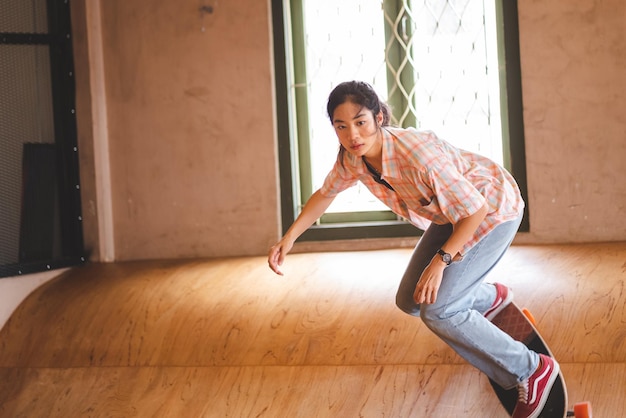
[326, 81, 392, 165]
[327, 81, 391, 126]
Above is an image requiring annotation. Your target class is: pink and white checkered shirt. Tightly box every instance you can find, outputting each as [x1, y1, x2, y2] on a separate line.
[320, 127, 524, 255]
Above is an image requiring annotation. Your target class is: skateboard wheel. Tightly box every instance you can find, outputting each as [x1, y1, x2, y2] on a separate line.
[573, 401, 592, 418]
[521, 307, 537, 326]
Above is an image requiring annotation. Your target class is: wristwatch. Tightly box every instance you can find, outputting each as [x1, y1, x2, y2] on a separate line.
[436, 249, 452, 265]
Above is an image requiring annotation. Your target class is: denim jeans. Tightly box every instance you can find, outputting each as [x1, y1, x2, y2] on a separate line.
[395, 212, 537, 389]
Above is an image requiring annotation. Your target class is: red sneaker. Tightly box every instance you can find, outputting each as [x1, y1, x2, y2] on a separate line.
[484, 283, 513, 321]
[512, 354, 560, 418]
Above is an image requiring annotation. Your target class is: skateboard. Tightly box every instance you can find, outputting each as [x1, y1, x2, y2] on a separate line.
[488, 302, 592, 418]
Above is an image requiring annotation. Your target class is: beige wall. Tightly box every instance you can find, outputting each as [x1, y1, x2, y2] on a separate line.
[518, 0, 626, 244]
[74, 0, 280, 261]
[71, 0, 625, 262]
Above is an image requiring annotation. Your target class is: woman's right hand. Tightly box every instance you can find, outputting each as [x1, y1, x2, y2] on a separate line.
[268, 238, 294, 275]
[267, 190, 335, 276]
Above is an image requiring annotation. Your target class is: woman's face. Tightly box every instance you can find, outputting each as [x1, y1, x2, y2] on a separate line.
[332, 100, 383, 159]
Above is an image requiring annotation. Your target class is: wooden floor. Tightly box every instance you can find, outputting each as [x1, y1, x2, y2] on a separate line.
[0, 242, 624, 417]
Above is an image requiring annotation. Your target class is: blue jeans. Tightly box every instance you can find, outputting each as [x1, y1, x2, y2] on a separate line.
[396, 213, 537, 389]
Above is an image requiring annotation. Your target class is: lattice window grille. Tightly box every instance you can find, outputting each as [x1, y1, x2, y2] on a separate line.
[383, 0, 500, 159]
[299, 0, 502, 215]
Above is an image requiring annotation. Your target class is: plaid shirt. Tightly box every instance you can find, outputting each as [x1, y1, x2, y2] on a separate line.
[320, 127, 524, 255]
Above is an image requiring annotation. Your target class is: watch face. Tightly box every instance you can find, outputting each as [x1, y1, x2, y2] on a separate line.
[438, 249, 452, 265]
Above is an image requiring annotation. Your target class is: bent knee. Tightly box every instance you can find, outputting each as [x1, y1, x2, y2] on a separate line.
[395, 293, 421, 317]
[419, 304, 447, 327]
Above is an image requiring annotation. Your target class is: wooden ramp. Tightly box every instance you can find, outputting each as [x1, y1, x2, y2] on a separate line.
[0, 243, 624, 417]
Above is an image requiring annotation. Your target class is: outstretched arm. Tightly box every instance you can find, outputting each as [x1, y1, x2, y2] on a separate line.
[268, 189, 335, 275]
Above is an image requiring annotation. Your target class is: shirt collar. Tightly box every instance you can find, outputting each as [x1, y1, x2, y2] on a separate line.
[344, 127, 401, 178]
[380, 127, 401, 179]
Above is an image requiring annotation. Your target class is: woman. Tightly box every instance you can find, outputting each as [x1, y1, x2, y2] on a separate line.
[267, 81, 557, 418]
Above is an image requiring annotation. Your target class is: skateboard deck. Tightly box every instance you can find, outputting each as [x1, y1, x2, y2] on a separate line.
[488, 302, 592, 418]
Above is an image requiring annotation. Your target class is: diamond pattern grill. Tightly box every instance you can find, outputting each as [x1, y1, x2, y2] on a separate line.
[301, 0, 503, 206]
[383, 0, 494, 151]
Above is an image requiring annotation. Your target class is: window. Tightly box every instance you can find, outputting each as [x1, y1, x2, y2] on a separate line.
[272, 0, 528, 241]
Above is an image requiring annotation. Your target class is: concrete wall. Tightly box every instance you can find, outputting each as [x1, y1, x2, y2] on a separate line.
[518, 0, 626, 244]
[72, 0, 625, 262]
[74, 0, 280, 262]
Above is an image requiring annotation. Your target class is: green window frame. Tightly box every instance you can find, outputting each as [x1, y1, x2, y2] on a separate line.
[271, 0, 529, 242]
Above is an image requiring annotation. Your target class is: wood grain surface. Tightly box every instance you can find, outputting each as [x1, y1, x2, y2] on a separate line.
[0, 242, 624, 417]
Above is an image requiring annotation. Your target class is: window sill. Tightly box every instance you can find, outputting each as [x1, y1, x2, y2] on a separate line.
[298, 220, 421, 242]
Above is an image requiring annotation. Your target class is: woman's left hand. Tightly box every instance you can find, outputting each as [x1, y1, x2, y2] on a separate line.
[413, 258, 446, 304]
